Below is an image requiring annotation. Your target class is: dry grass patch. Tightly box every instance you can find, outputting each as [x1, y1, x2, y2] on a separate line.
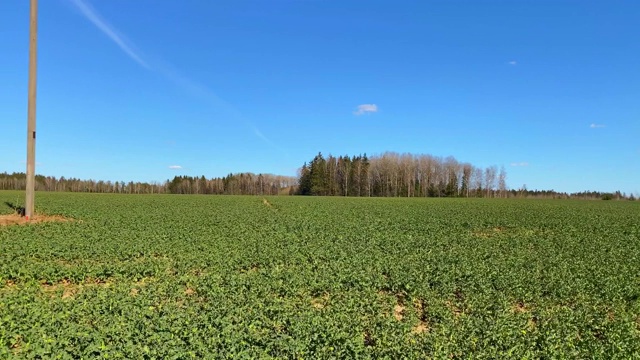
[0, 213, 75, 227]
[472, 226, 508, 238]
[311, 293, 330, 309]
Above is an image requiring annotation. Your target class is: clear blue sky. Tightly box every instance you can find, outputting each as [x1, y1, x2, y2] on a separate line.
[1, 0, 638, 194]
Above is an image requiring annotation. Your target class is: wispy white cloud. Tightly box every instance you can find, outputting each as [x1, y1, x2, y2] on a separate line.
[168, 165, 183, 170]
[510, 162, 529, 167]
[508, 60, 517, 66]
[68, 0, 280, 152]
[589, 123, 606, 128]
[69, 0, 149, 69]
[252, 127, 271, 145]
[354, 104, 378, 116]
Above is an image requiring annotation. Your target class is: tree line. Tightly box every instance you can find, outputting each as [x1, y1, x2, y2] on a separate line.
[1, 150, 637, 200]
[296, 152, 637, 200]
[166, 174, 297, 195]
[0, 172, 296, 196]
[297, 152, 509, 198]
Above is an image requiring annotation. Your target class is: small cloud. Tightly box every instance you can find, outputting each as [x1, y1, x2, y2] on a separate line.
[354, 104, 378, 116]
[510, 162, 529, 167]
[168, 165, 182, 169]
[589, 123, 606, 128]
[508, 60, 517, 66]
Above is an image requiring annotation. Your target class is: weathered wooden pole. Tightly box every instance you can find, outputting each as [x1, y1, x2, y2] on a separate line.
[25, 0, 38, 220]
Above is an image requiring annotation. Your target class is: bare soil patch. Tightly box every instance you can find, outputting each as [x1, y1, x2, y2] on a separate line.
[394, 304, 405, 321]
[412, 322, 429, 335]
[184, 287, 196, 296]
[311, 293, 330, 309]
[511, 301, 529, 314]
[41, 278, 111, 300]
[41, 280, 82, 299]
[393, 293, 406, 321]
[412, 298, 429, 334]
[0, 213, 74, 227]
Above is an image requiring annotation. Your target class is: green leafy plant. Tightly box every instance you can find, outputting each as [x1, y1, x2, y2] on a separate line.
[0, 191, 638, 358]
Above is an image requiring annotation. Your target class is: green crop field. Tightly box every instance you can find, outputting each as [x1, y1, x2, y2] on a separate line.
[1, 191, 639, 358]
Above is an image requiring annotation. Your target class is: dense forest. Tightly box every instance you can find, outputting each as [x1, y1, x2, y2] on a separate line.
[296, 152, 635, 200]
[298, 152, 507, 198]
[0, 151, 636, 200]
[0, 172, 296, 196]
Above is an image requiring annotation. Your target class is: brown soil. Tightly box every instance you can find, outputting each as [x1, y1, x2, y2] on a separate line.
[0, 213, 74, 227]
[412, 298, 429, 334]
[512, 301, 529, 314]
[184, 287, 196, 296]
[41, 278, 110, 300]
[394, 304, 405, 321]
[412, 322, 429, 334]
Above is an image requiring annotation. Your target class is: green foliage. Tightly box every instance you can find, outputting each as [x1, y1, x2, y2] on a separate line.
[297, 153, 370, 196]
[1, 192, 639, 357]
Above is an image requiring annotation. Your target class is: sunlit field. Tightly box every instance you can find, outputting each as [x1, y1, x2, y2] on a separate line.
[1, 191, 639, 358]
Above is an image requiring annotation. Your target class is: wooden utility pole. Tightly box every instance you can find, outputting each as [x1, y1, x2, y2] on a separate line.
[25, 0, 38, 220]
